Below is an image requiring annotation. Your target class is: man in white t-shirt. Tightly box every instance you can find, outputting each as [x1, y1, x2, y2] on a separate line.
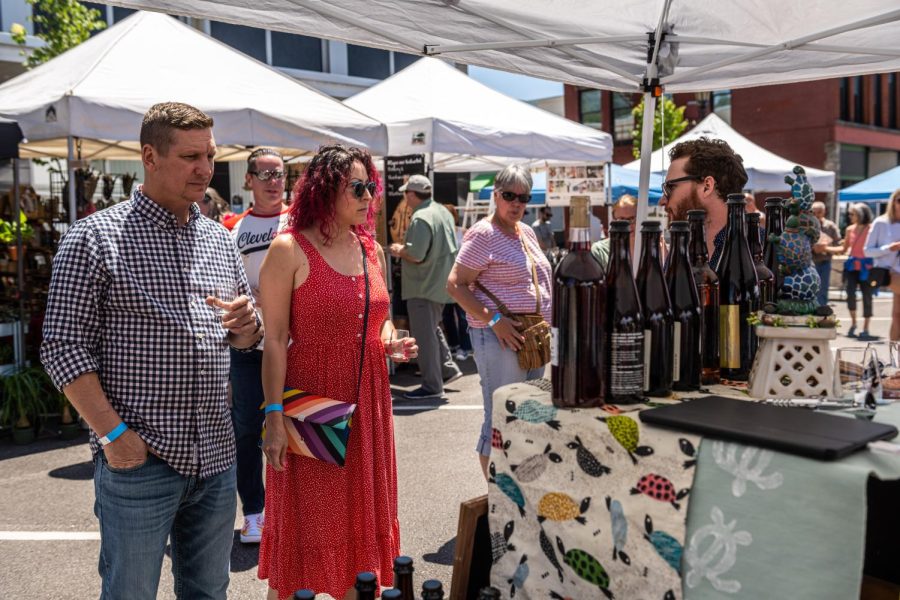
[224, 147, 288, 543]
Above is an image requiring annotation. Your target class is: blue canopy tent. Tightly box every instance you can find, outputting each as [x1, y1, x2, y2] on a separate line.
[479, 165, 663, 205]
[838, 166, 900, 202]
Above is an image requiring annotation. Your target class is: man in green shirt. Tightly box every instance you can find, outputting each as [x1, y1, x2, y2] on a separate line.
[389, 174, 462, 399]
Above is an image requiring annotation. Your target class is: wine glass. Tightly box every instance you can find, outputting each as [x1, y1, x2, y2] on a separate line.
[214, 282, 238, 317]
[389, 329, 410, 361]
[833, 346, 879, 406]
[866, 341, 900, 403]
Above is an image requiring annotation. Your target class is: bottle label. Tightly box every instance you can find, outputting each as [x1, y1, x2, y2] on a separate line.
[720, 304, 740, 369]
[673, 321, 681, 382]
[550, 327, 559, 366]
[610, 331, 643, 395]
[643, 329, 652, 391]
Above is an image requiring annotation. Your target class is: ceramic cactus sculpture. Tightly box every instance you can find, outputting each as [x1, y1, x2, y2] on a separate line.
[771, 166, 821, 315]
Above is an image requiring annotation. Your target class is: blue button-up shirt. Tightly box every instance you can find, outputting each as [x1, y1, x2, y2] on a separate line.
[41, 187, 250, 477]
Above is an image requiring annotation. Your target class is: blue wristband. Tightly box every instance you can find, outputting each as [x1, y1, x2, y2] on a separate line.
[264, 404, 284, 414]
[488, 313, 502, 328]
[99, 422, 128, 446]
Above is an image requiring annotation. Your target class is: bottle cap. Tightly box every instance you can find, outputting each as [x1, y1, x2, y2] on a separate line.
[477, 587, 502, 600]
[640, 220, 662, 232]
[293, 591, 315, 600]
[764, 197, 784, 207]
[686, 209, 707, 221]
[355, 572, 377, 592]
[422, 579, 444, 600]
[609, 220, 632, 233]
[745, 211, 760, 224]
[393, 555, 414, 575]
[669, 221, 690, 232]
[726, 193, 746, 204]
[382, 590, 404, 600]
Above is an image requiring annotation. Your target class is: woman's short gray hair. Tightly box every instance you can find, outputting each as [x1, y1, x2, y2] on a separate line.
[852, 202, 874, 226]
[495, 164, 533, 193]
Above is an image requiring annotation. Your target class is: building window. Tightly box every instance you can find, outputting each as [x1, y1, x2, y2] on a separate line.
[347, 44, 390, 79]
[711, 90, 732, 124]
[890, 74, 898, 130]
[840, 78, 850, 121]
[271, 33, 322, 71]
[874, 75, 883, 127]
[613, 93, 634, 142]
[113, 6, 136, 22]
[579, 89, 602, 129]
[393, 52, 420, 73]
[839, 144, 867, 189]
[210, 21, 266, 63]
[853, 76, 865, 124]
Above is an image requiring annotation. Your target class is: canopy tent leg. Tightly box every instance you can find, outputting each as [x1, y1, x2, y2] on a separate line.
[12, 158, 25, 368]
[67, 136, 77, 225]
[634, 90, 657, 273]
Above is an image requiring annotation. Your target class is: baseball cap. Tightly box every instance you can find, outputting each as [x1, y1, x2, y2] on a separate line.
[398, 174, 432, 194]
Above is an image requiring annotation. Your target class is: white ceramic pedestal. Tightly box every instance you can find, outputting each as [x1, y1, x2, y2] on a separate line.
[748, 324, 837, 399]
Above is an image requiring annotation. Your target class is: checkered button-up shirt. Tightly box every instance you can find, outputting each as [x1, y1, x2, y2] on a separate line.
[41, 187, 250, 477]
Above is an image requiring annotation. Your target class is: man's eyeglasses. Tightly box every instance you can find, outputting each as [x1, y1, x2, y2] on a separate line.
[350, 179, 377, 199]
[499, 191, 532, 204]
[662, 175, 703, 197]
[248, 169, 285, 182]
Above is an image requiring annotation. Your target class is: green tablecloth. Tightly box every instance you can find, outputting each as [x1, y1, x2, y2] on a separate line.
[488, 381, 900, 599]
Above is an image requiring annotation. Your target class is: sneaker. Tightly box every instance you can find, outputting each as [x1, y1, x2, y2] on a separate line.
[403, 387, 443, 400]
[858, 330, 876, 341]
[443, 370, 464, 386]
[240, 513, 263, 544]
[847, 325, 857, 338]
[454, 349, 471, 361]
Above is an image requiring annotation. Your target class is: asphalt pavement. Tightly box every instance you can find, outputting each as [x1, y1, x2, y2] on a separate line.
[0, 290, 893, 598]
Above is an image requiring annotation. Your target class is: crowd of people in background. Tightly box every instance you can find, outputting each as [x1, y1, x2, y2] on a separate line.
[39, 100, 900, 600]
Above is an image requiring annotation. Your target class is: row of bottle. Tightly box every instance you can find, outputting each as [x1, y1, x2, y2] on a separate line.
[291, 556, 501, 600]
[551, 194, 784, 407]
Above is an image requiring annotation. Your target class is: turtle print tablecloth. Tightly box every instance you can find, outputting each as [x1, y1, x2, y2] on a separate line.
[489, 379, 700, 599]
[487, 381, 900, 600]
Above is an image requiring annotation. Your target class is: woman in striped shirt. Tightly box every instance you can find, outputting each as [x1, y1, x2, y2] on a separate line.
[447, 165, 553, 480]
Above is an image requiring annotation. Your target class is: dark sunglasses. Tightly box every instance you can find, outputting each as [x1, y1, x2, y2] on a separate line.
[202, 194, 212, 204]
[662, 175, 703, 197]
[350, 179, 377, 199]
[499, 191, 531, 204]
[248, 169, 285, 181]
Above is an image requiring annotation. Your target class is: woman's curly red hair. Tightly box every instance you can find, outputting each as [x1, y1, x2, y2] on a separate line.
[286, 144, 382, 244]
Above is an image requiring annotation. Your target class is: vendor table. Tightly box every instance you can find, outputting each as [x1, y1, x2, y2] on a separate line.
[487, 380, 900, 599]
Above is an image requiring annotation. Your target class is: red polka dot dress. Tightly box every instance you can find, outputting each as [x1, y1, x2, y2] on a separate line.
[259, 231, 399, 599]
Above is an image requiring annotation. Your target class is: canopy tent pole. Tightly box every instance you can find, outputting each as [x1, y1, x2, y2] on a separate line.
[428, 151, 435, 182]
[633, 90, 657, 273]
[12, 158, 25, 368]
[67, 136, 77, 225]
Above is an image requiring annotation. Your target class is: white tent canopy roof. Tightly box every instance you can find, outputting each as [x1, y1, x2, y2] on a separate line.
[101, 1, 900, 94]
[0, 11, 386, 160]
[344, 57, 611, 162]
[623, 113, 836, 192]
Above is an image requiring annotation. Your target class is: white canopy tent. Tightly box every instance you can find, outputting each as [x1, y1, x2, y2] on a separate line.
[0, 11, 387, 221]
[100, 0, 900, 260]
[344, 57, 612, 168]
[623, 113, 836, 192]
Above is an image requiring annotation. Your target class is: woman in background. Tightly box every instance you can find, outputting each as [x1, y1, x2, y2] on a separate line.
[865, 189, 900, 341]
[822, 202, 874, 339]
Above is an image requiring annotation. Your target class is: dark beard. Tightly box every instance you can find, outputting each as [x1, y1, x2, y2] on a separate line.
[670, 188, 705, 222]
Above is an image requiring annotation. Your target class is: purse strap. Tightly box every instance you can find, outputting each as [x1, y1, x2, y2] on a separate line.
[474, 227, 543, 316]
[357, 235, 369, 401]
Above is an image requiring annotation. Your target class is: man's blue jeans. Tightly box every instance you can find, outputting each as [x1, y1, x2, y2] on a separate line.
[230, 348, 265, 516]
[93, 453, 236, 600]
[815, 260, 832, 306]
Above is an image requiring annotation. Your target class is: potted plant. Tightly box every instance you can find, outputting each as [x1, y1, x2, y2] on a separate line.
[0, 366, 51, 444]
[0, 211, 34, 261]
[58, 394, 80, 440]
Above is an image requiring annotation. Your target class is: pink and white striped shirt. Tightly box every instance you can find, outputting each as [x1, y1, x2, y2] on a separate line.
[456, 218, 553, 328]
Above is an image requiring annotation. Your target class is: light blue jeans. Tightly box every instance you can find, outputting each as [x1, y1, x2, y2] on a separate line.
[93, 452, 236, 600]
[471, 326, 545, 456]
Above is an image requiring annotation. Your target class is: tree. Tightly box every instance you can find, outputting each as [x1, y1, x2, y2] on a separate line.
[630, 96, 688, 159]
[10, 0, 106, 69]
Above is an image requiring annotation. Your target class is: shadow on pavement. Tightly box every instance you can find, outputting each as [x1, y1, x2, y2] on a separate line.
[230, 530, 261, 572]
[48, 460, 94, 480]
[423, 536, 455, 566]
[0, 427, 89, 462]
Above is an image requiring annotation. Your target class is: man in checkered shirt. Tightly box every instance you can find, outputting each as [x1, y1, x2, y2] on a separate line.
[41, 102, 263, 599]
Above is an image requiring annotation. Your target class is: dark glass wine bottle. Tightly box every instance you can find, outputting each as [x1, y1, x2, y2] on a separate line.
[604, 220, 644, 404]
[293, 591, 315, 600]
[746, 211, 775, 306]
[551, 196, 606, 407]
[636, 221, 674, 396]
[687, 209, 721, 385]
[665, 221, 702, 391]
[763, 197, 784, 292]
[393, 556, 415, 600]
[355, 572, 377, 600]
[477, 587, 502, 600]
[715, 195, 761, 380]
[421, 579, 444, 600]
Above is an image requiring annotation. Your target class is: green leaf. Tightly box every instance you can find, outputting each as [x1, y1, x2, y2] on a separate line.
[630, 96, 689, 159]
[11, 0, 106, 69]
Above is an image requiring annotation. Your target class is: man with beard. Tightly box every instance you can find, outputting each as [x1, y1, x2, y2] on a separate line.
[660, 137, 748, 267]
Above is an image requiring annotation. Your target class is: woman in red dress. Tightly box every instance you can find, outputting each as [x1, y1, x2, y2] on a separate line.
[258, 145, 417, 599]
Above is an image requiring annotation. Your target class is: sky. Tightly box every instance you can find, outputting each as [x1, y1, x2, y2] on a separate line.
[467, 65, 564, 101]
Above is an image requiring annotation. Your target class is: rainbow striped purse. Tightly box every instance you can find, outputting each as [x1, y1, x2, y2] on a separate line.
[281, 387, 356, 467]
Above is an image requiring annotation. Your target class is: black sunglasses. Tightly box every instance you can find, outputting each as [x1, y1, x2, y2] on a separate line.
[499, 191, 532, 204]
[662, 175, 703, 197]
[248, 169, 285, 181]
[349, 179, 377, 199]
[202, 194, 212, 204]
